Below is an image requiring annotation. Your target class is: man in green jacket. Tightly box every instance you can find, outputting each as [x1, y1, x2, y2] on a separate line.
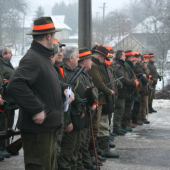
[148, 53, 160, 113]
[112, 50, 139, 135]
[57, 46, 88, 170]
[52, 43, 88, 170]
[122, 50, 137, 131]
[0, 46, 17, 157]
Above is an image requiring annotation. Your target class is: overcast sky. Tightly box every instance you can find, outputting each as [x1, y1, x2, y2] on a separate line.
[27, 0, 130, 17]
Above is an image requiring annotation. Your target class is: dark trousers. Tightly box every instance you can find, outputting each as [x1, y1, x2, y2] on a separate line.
[113, 97, 126, 132]
[77, 128, 92, 169]
[122, 101, 132, 129]
[131, 101, 140, 123]
[21, 129, 60, 170]
[58, 130, 81, 170]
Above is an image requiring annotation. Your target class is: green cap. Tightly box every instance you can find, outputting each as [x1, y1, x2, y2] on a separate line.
[79, 47, 94, 61]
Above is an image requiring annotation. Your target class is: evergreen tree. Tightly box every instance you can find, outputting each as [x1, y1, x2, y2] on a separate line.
[34, 5, 45, 19]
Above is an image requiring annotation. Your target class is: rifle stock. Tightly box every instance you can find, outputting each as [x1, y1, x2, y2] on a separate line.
[0, 129, 20, 141]
[68, 66, 85, 85]
[6, 138, 22, 155]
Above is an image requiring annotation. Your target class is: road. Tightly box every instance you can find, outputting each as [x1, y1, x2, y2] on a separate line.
[0, 108, 170, 170]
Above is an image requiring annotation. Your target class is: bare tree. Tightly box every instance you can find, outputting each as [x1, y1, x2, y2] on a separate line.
[127, 0, 170, 91]
[0, 0, 28, 46]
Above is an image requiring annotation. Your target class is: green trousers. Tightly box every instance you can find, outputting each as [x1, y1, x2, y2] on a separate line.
[113, 97, 126, 132]
[21, 129, 60, 170]
[98, 114, 110, 137]
[76, 128, 92, 169]
[122, 101, 132, 129]
[149, 87, 155, 104]
[58, 130, 81, 170]
[55, 129, 63, 170]
[139, 94, 148, 120]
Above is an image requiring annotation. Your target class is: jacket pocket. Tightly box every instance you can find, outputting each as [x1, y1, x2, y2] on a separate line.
[41, 107, 63, 129]
[118, 88, 131, 99]
[71, 107, 85, 130]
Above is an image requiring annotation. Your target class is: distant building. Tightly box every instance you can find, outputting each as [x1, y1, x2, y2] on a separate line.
[109, 16, 167, 57]
[24, 15, 72, 45]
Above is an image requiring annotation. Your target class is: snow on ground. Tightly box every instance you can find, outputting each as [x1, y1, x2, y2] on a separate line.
[153, 99, 170, 109]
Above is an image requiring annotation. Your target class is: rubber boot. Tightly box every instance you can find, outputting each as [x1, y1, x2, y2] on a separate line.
[96, 139, 102, 155]
[109, 140, 115, 148]
[149, 103, 153, 113]
[98, 136, 119, 158]
[0, 147, 11, 158]
[123, 126, 133, 132]
[0, 154, 4, 161]
[150, 102, 157, 112]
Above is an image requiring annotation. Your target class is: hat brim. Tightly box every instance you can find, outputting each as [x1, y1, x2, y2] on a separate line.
[26, 29, 61, 35]
[79, 54, 94, 61]
[92, 50, 109, 61]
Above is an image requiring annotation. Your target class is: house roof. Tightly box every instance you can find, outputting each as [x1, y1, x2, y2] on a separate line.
[108, 34, 145, 48]
[132, 16, 164, 33]
[24, 15, 72, 31]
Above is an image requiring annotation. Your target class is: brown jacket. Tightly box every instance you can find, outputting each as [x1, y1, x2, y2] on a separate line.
[87, 57, 112, 105]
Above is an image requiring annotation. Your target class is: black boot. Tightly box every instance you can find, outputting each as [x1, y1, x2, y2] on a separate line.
[150, 102, 157, 112]
[98, 136, 119, 158]
[149, 103, 153, 113]
[0, 154, 4, 161]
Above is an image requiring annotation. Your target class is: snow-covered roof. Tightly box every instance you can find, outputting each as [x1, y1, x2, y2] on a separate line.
[108, 34, 145, 48]
[108, 34, 129, 47]
[132, 16, 164, 33]
[51, 16, 72, 30]
[24, 15, 72, 31]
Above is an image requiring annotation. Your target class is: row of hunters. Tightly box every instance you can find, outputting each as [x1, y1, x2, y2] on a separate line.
[0, 17, 161, 170]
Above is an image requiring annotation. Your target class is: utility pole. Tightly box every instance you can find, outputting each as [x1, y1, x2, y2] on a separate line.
[78, 0, 92, 49]
[22, 13, 25, 55]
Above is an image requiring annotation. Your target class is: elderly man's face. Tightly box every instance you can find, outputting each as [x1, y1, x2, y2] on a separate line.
[2, 47, 12, 61]
[71, 50, 79, 68]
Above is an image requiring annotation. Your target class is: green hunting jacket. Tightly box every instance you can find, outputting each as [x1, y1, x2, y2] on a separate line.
[54, 64, 85, 130]
[148, 61, 160, 87]
[0, 58, 18, 110]
[125, 60, 139, 101]
[112, 59, 136, 99]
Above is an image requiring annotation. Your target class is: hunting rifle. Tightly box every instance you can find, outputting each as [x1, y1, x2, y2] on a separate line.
[68, 66, 85, 85]
[82, 77, 124, 103]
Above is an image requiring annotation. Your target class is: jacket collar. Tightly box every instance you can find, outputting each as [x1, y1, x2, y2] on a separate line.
[0, 58, 14, 69]
[149, 61, 154, 65]
[126, 60, 134, 69]
[30, 40, 54, 59]
[63, 63, 76, 72]
[92, 57, 102, 65]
